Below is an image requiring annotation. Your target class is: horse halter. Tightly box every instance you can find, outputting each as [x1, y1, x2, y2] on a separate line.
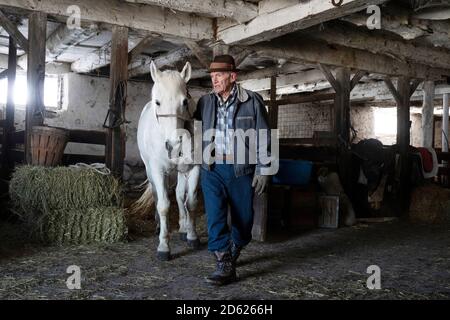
[153, 90, 194, 159]
[155, 110, 193, 123]
[154, 90, 193, 124]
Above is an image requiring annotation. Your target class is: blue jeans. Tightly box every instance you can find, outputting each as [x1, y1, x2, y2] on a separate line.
[200, 164, 254, 252]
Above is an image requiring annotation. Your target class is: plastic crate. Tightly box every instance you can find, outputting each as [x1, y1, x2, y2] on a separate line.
[318, 195, 339, 228]
[272, 159, 313, 186]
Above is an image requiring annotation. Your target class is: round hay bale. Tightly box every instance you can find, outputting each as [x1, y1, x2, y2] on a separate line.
[9, 165, 123, 214]
[9, 165, 127, 245]
[43, 207, 128, 245]
[410, 183, 450, 223]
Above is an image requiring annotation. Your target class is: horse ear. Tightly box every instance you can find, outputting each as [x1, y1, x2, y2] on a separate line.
[150, 61, 160, 83]
[180, 61, 191, 83]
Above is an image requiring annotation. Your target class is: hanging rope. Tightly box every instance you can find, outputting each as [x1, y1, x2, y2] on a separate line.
[68, 163, 111, 175]
[103, 80, 130, 129]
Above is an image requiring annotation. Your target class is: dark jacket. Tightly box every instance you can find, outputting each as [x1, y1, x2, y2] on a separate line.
[194, 84, 272, 177]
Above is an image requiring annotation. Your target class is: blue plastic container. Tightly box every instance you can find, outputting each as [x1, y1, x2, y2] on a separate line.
[272, 159, 313, 186]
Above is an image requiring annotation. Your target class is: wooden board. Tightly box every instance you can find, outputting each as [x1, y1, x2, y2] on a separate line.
[24, 12, 46, 164]
[252, 192, 268, 242]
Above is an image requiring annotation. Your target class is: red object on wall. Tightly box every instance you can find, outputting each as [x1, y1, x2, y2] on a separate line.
[417, 147, 434, 173]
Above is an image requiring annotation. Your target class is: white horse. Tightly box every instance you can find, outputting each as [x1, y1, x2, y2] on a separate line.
[134, 61, 200, 261]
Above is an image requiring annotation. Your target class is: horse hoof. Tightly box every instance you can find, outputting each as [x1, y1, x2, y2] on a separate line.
[157, 251, 171, 261]
[179, 232, 187, 242]
[187, 239, 201, 250]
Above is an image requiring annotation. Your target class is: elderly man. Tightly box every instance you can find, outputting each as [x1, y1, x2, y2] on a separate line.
[194, 55, 272, 286]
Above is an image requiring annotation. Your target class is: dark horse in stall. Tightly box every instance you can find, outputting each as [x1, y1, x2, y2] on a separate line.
[343, 139, 425, 217]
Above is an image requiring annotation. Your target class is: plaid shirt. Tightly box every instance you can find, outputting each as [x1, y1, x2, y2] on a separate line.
[215, 84, 238, 156]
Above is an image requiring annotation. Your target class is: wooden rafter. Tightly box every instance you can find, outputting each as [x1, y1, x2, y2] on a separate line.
[0, 10, 28, 52]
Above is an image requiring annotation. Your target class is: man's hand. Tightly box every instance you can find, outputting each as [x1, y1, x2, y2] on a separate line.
[252, 174, 269, 196]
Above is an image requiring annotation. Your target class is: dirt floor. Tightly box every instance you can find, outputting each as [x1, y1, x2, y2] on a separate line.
[1, 209, 450, 300]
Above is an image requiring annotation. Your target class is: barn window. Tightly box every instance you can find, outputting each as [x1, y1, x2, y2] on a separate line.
[0, 74, 62, 110]
[374, 107, 397, 136]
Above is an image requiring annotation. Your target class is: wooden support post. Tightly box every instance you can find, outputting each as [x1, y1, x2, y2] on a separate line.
[319, 65, 367, 213]
[421, 80, 435, 148]
[252, 192, 268, 242]
[397, 77, 412, 150]
[106, 26, 128, 178]
[3, 36, 16, 173]
[443, 93, 449, 179]
[251, 75, 275, 242]
[383, 77, 417, 148]
[432, 115, 436, 149]
[6, 37, 16, 130]
[384, 76, 419, 213]
[319, 65, 353, 143]
[443, 93, 449, 153]
[25, 12, 46, 164]
[269, 76, 278, 129]
[398, 77, 412, 213]
[333, 68, 353, 202]
[335, 68, 351, 144]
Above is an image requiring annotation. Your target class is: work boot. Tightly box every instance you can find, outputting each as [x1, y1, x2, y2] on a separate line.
[230, 241, 243, 264]
[205, 251, 237, 286]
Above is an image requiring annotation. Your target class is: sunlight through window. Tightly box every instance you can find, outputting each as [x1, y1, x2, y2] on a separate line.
[374, 108, 397, 135]
[0, 74, 59, 108]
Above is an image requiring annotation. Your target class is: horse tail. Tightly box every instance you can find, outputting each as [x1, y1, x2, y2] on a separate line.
[129, 180, 154, 217]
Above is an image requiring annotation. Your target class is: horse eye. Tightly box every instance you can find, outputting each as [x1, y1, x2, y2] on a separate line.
[155, 100, 160, 106]
[182, 99, 188, 108]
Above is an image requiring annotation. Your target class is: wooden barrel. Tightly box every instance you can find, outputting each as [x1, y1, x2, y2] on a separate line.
[31, 126, 69, 166]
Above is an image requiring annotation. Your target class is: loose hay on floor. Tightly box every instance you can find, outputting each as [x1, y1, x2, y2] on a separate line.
[9, 165, 127, 245]
[1, 217, 450, 299]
